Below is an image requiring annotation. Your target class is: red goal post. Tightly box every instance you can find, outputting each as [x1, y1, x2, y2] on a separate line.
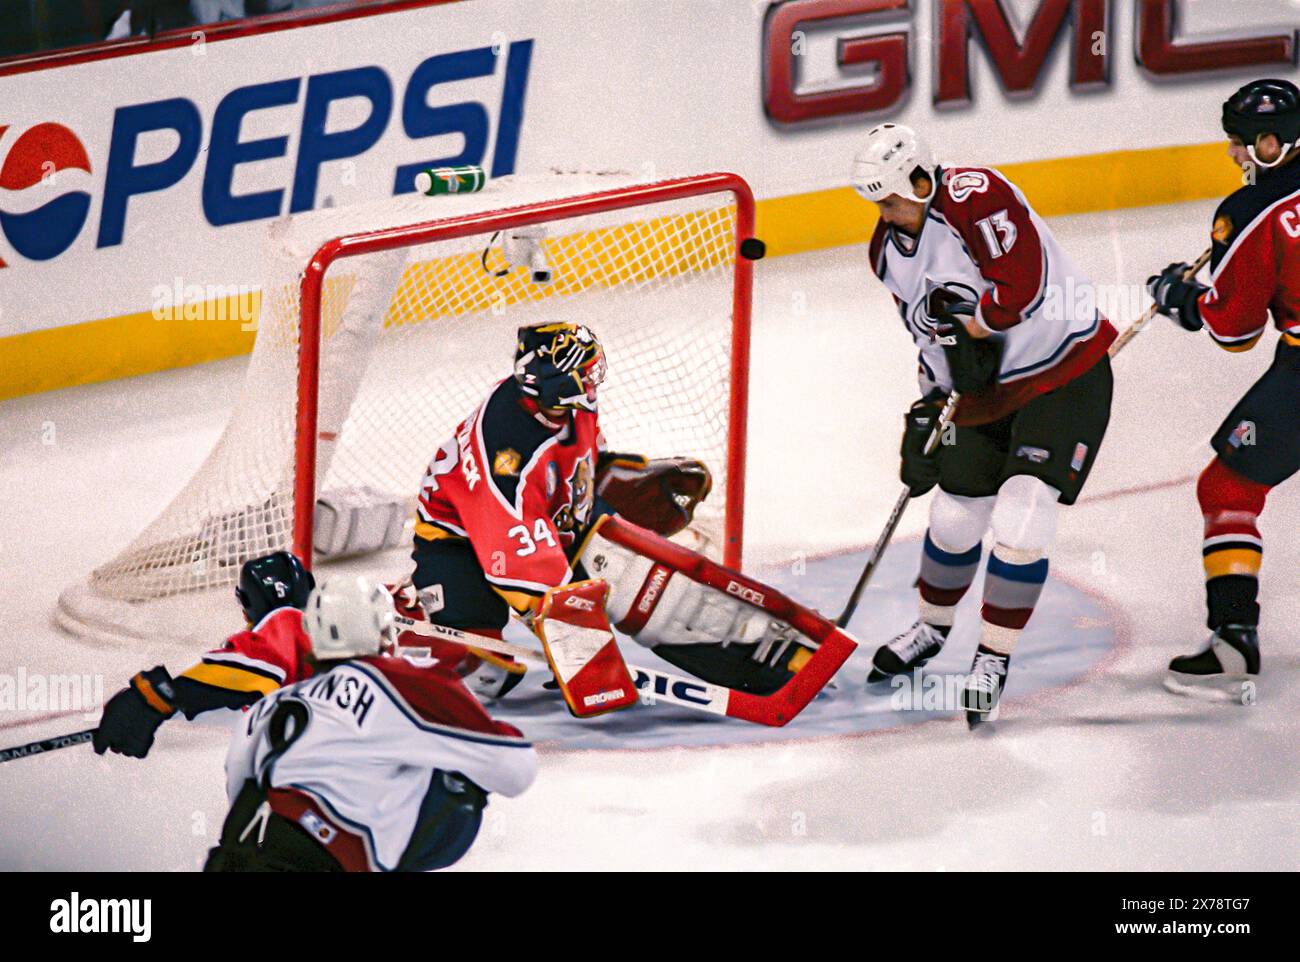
[56, 170, 757, 646]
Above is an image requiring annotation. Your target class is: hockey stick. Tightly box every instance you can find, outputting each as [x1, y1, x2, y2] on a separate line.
[836, 390, 961, 629]
[0, 728, 95, 764]
[396, 594, 851, 728]
[394, 615, 757, 719]
[1109, 248, 1212, 358]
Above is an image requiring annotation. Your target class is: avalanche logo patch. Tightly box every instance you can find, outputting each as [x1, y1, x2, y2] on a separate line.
[946, 170, 989, 203]
[0, 122, 93, 267]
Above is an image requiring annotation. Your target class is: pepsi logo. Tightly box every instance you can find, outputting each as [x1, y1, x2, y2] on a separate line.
[0, 122, 93, 268]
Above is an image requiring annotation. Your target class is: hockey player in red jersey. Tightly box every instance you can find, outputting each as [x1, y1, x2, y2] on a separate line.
[1146, 78, 1300, 696]
[207, 575, 536, 872]
[852, 123, 1115, 723]
[394, 321, 841, 709]
[94, 551, 318, 759]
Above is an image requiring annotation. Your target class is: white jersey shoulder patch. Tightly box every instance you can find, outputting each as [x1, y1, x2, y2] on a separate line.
[947, 170, 990, 204]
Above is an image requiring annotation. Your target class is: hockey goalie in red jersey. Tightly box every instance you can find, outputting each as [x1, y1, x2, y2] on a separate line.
[391, 321, 856, 720]
[853, 123, 1115, 724]
[1146, 78, 1300, 697]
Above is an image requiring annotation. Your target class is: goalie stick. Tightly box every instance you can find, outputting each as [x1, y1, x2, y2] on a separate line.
[395, 609, 849, 726]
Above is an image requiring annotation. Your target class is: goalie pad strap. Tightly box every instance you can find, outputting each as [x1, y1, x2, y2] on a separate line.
[615, 563, 674, 636]
[590, 516, 833, 646]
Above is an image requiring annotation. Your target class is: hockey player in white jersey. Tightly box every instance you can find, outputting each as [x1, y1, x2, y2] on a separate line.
[852, 123, 1115, 723]
[207, 576, 536, 872]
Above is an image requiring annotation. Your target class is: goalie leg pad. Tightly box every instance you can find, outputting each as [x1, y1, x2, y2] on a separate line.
[582, 518, 819, 694]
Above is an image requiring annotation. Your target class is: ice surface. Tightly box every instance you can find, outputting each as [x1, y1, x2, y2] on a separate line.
[1, 200, 1296, 870]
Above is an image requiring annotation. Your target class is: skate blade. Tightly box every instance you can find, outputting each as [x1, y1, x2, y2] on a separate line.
[1162, 673, 1256, 704]
[866, 656, 935, 686]
[965, 705, 1000, 728]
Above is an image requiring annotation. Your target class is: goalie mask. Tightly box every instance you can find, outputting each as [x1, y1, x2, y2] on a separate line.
[513, 322, 606, 413]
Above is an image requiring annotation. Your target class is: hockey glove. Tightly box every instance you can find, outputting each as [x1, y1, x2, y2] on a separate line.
[934, 301, 1002, 394]
[595, 453, 712, 537]
[93, 666, 177, 759]
[900, 394, 946, 498]
[1147, 262, 1207, 332]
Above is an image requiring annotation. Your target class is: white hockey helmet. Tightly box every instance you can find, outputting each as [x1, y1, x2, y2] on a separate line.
[303, 575, 397, 661]
[851, 123, 937, 203]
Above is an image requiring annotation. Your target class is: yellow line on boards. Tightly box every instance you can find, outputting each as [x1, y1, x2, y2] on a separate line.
[0, 142, 1240, 400]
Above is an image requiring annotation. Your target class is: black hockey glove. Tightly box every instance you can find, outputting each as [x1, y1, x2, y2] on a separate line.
[900, 394, 946, 498]
[93, 666, 177, 759]
[934, 301, 1002, 394]
[1146, 262, 1207, 332]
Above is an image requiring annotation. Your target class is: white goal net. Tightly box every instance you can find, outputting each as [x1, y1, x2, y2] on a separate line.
[57, 171, 754, 644]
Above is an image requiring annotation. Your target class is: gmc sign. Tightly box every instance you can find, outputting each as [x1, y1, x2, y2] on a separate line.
[763, 0, 1297, 124]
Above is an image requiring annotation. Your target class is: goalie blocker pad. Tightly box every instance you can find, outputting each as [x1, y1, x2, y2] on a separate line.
[533, 580, 638, 718]
[581, 517, 857, 726]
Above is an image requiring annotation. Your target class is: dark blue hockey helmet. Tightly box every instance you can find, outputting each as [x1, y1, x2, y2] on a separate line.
[1223, 78, 1300, 167]
[235, 551, 315, 624]
[513, 322, 605, 413]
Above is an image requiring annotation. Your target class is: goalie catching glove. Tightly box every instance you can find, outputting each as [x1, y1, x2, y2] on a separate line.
[596, 452, 712, 537]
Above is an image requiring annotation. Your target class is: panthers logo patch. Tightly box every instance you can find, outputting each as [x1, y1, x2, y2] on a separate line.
[552, 455, 595, 534]
[1213, 214, 1233, 244]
